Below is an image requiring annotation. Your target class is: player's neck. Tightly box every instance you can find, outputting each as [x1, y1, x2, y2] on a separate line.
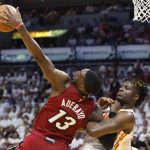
[78, 89, 88, 98]
[71, 81, 88, 98]
[121, 104, 133, 109]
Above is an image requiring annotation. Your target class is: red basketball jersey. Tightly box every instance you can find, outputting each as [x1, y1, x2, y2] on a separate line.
[33, 84, 95, 144]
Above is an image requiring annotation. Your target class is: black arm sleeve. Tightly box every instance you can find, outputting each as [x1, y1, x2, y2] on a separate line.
[109, 112, 117, 118]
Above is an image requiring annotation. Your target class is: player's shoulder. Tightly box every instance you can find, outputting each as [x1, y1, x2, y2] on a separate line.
[118, 109, 134, 117]
[117, 109, 135, 123]
[117, 109, 135, 133]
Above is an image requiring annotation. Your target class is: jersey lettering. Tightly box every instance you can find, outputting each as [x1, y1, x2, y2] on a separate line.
[48, 110, 76, 130]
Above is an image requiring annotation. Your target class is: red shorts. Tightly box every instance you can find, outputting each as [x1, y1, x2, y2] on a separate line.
[16, 131, 69, 150]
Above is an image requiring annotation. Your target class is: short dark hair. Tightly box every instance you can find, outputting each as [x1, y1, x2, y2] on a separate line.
[84, 70, 101, 95]
[125, 78, 148, 107]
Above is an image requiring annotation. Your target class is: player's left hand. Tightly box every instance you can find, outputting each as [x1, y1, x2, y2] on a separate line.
[97, 97, 115, 110]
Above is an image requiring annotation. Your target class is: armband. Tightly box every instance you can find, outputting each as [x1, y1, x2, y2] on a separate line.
[109, 112, 117, 118]
[16, 23, 24, 30]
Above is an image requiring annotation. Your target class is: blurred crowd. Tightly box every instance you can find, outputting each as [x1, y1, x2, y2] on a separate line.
[66, 23, 150, 46]
[12, 22, 150, 49]
[21, 4, 130, 27]
[10, 4, 150, 49]
[0, 60, 149, 150]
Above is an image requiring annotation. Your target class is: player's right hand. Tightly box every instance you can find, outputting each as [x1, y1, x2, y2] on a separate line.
[0, 6, 23, 29]
[97, 97, 115, 110]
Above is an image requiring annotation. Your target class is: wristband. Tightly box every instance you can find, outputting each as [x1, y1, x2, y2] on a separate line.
[109, 112, 117, 118]
[15, 23, 24, 30]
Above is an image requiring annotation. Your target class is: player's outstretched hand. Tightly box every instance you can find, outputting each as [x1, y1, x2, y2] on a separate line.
[97, 97, 115, 110]
[0, 6, 23, 29]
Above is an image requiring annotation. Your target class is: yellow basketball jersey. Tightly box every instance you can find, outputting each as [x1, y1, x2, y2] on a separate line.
[112, 109, 136, 150]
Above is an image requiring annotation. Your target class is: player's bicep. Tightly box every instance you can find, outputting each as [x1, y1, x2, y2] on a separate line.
[38, 55, 70, 90]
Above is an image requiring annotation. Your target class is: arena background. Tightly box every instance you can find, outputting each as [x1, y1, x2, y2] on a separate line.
[0, 0, 149, 149]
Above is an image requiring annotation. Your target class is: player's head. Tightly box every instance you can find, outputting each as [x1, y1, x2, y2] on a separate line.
[73, 69, 101, 96]
[116, 78, 147, 107]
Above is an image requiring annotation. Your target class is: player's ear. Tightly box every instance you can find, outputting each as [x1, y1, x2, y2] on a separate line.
[134, 94, 139, 101]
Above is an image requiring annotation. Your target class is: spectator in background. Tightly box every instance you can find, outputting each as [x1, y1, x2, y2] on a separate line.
[68, 36, 77, 47]
[0, 113, 11, 128]
[65, 8, 77, 16]
[132, 135, 141, 149]
[145, 136, 150, 150]
[139, 126, 150, 143]
[134, 60, 144, 79]
[109, 77, 120, 100]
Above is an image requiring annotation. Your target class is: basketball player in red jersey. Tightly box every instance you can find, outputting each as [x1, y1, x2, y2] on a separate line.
[0, 7, 104, 150]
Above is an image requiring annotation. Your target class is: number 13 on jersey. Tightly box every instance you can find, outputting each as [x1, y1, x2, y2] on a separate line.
[48, 110, 76, 130]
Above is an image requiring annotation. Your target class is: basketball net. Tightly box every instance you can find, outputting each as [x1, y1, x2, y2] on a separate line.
[132, 0, 150, 23]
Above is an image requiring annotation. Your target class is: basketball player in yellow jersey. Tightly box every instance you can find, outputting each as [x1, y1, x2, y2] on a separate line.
[80, 98, 120, 150]
[86, 78, 147, 150]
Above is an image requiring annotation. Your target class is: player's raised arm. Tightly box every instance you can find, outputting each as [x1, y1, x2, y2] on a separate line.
[86, 111, 135, 138]
[0, 7, 70, 92]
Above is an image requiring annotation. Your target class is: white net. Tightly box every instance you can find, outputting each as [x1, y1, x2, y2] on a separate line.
[132, 0, 150, 23]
